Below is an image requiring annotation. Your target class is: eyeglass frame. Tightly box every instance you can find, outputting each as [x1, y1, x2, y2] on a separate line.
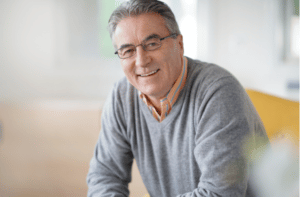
[114, 33, 178, 59]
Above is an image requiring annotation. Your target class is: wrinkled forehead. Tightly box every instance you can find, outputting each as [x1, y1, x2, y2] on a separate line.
[112, 13, 169, 49]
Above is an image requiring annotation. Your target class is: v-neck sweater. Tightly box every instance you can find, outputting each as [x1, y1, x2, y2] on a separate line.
[87, 57, 269, 197]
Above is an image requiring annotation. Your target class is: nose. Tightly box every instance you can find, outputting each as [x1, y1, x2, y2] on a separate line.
[135, 45, 151, 67]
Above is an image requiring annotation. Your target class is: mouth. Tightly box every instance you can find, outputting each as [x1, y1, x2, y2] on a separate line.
[139, 69, 160, 77]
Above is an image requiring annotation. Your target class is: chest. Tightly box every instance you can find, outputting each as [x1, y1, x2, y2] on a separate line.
[127, 108, 200, 195]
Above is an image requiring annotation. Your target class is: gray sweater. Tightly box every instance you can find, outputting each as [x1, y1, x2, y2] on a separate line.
[87, 57, 269, 197]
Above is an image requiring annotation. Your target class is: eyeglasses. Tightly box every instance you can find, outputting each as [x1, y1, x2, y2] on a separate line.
[114, 33, 178, 59]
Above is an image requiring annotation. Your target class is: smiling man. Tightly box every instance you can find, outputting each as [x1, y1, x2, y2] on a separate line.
[87, 0, 269, 197]
[113, 12, 184, 119]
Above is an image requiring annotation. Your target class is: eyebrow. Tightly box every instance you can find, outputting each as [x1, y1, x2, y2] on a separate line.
[118, 43, 134, 51]
[143, 34, 160, 42]
[117, 34, 161, 51]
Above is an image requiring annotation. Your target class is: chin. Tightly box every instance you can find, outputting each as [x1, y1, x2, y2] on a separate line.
[136, 83, 169, 98]
[144, 89, 167, 100]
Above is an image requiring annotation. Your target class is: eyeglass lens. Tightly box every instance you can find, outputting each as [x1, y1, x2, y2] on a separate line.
[118, 37, 162, 59]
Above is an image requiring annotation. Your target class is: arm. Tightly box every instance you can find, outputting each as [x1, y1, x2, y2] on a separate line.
[87, 87, 133, 197]
[177, 77, 267, 197]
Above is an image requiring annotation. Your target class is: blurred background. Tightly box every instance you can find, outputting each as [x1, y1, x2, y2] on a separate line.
[0, 0, 298, 196]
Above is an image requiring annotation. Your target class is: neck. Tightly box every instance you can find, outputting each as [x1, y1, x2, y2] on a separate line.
[146, 95, 162, 115]
[146, 57, 185, 115]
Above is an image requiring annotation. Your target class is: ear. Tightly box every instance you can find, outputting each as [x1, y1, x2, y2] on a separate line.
[177, 34, 184, 54]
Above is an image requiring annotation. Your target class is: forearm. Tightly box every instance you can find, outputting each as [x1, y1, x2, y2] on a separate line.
[87, 134, 133, 197]
[86, 84, 134, 196]
[176, 186, 247, 197]
[175, 149, 250, 197]
[177, 77, 264, 197]
[87, 156, 131, 197]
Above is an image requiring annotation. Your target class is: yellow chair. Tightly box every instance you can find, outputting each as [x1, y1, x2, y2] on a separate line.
[246, 89, 299, 148]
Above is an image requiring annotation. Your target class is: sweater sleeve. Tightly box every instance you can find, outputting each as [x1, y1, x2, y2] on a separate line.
[177, 76, 267, 197]
[87, 86, 134, 197]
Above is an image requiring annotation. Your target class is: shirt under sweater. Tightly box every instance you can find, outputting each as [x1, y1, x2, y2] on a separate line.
[87, 57, 269, 197]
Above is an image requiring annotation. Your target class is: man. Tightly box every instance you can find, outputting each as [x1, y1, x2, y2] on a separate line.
[87, 0, 269, 196]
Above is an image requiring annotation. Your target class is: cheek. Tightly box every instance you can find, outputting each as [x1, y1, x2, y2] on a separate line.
[121, 63, 136, 82]
[121, 61, 132, 74]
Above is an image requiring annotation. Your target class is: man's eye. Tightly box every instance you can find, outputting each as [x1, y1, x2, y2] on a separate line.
[147, 42, 158, 47]
[145, 41, 160, 50]
[122, 48, 134, 55]
[125, 49, 134, 53]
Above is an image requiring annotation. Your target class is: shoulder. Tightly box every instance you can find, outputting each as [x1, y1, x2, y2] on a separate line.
[112, 76, 134, 98]
[185, 57, 244, 99]
[184, 57, 257, 124]
[186, 57, 237, 88]
[102, 76, 136, 117]
[108, 76, 137, 102]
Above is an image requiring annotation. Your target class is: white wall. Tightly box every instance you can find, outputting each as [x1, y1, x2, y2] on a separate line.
[207, 0, 299, 100]
[0, 0, 298, 106]
[0, 0, 56, 101]
[0, 0, 123, 105]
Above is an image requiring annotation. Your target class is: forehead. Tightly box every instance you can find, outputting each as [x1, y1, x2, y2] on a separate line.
[113, 13, 169, 48]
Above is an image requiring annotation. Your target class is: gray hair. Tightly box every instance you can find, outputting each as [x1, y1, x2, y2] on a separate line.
[108, 0, 181, 39]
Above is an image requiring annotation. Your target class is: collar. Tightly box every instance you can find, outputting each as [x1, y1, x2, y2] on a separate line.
[139, 56, 188, 122]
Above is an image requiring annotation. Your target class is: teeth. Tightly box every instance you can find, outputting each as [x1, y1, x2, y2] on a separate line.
[140, 69, 159, 77]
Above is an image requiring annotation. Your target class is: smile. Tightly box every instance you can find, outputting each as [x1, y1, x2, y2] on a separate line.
[139, 69, 160, 77]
